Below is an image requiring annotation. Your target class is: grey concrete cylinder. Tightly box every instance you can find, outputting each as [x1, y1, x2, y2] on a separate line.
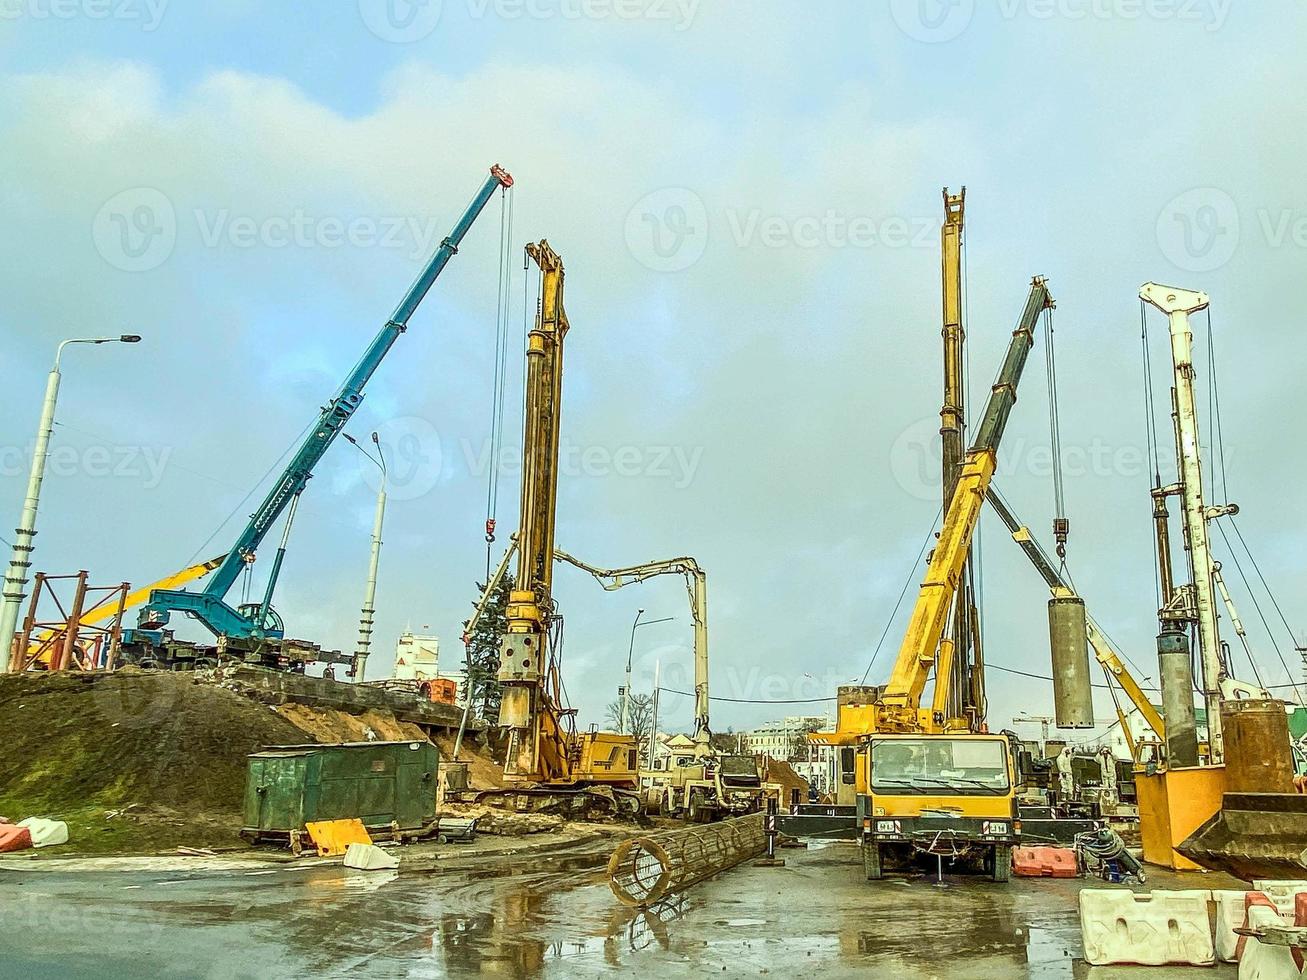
[1048, 595, 1094, 729]
[1157, 629, 1199, 768]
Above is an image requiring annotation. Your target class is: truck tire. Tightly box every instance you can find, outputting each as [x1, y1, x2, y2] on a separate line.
[991, 844, 1012, 883]
[684, 794, 705, 825]
[862, 839, 883, 880]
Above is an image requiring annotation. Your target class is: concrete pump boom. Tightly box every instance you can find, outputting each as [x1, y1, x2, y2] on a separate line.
[553, 547, 710, 750]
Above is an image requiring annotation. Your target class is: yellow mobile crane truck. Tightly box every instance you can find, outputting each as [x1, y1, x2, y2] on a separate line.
[853, 278, 1054, 882]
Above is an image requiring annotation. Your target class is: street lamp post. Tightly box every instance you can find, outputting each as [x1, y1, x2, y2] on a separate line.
[620, 610, 675, 734]
[0, 335, 141, 674]
[620, 609, 645, 734]
[345, 432, 387, 683]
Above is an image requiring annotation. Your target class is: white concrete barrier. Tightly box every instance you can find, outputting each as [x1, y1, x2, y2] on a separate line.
[1079, 889, 1215, 966]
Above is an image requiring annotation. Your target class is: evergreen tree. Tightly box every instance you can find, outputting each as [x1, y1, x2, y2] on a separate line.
[462, 572, 514, 720]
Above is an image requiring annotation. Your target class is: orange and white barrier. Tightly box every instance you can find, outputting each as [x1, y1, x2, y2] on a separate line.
[1079, 889, 1215, 966]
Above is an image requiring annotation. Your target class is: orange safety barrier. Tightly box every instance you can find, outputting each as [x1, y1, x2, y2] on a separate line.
[1012, 845, 1078, 878]
[0, 824, 33, 853]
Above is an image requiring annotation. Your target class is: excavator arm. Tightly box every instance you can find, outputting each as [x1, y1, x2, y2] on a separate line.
[877, 277, 1054, 733]
[552, 548, 711, 749]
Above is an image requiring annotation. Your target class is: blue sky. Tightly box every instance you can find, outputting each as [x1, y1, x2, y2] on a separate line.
[2, 0, 1304, 739]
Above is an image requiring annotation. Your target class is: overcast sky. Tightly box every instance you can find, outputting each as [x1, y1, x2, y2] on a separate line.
[2, 0, 1304, 741]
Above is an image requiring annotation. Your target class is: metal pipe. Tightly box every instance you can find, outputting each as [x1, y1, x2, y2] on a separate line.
[607, 813, 766, 907]
[1158, 627, 1199, 767]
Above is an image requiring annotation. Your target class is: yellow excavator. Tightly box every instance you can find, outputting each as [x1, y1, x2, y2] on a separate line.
[479, 240, 643, 818]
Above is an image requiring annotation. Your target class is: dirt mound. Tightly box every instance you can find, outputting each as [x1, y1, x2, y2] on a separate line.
[272, 703, 426, 743]
[432, 734, 506, 791]
[760, 757, 810, 803]
[0, 670, 436, 856]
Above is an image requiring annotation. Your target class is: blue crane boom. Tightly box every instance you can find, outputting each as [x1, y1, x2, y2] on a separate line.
[140, 165, 513, 646]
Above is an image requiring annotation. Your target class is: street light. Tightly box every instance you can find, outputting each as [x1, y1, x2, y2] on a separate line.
[620, 609, 675, 734]
[344, 431, 387, 683]
[0, 335, 141, 674]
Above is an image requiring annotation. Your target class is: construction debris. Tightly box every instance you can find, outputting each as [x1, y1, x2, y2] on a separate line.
[343, 843, 399, 871]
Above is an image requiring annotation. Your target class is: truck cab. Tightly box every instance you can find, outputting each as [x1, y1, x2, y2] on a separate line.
[856, 733, 1019, 882]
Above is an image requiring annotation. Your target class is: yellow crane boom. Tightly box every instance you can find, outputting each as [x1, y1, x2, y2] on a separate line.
[876, 277, 1054, 734]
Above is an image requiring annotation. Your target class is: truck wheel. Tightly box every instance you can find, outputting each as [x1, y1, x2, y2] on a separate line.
[688, 791, 711, 823]
[862, 839, 883, 880]
[991, 844, 1012, 883]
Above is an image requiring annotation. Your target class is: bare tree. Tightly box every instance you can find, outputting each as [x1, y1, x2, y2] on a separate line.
[606, 693, 655, 761]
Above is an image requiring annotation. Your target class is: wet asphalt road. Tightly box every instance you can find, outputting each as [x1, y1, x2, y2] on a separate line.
[0, 840, 1238, 979]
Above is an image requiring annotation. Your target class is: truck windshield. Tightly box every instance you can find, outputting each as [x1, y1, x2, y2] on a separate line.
[719, 756, 760, 782]
[869, 738, 1010, 795]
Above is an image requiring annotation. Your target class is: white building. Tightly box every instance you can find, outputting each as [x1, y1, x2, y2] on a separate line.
[393, 632, 468, 701]
[742, 715, 833, 759]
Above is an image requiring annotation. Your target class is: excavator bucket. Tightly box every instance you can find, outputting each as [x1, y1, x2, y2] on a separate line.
[1179, 793, 1307, 881]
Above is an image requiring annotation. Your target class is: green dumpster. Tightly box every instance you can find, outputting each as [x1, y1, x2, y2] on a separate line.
[241, 740, 438, 842]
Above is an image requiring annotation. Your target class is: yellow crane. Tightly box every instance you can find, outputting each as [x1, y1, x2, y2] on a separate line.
[488, 241, 642, 816]
[850, 277, 1054, 882]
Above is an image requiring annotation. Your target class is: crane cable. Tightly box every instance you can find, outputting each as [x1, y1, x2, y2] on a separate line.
[482, 183, 515, 578]
[1140, 300, 1164, 613]
[1203, 306, 1304, 703]
[1043, 304, 1070, 567]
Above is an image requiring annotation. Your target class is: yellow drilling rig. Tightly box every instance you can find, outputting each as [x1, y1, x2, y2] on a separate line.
[477, 241, 643, 818]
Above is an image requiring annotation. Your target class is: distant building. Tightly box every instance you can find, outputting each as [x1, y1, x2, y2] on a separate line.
[393, 632, 467, 702]
[741, 715, 833, 757]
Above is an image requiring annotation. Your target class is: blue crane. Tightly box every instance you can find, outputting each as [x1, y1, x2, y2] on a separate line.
[137, 165, 513, 660]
